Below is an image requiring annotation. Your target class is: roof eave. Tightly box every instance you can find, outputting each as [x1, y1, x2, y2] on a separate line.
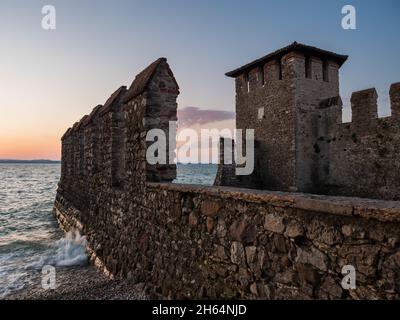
[225, 42, 348, 78]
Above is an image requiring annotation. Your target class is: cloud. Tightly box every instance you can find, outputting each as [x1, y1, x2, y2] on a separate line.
[177, 106, 235, 128]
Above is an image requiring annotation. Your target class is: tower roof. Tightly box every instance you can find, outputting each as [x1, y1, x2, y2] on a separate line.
[226, 42, 348, 78]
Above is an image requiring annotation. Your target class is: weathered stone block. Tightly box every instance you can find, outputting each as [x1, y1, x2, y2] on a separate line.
[264, 213, 285, 234]
[307, 219, 343, 245]
[201, 200, 221, 217]
[230, 219, 257, 244]
[188, 212, 198, 226]
[319, 276, 342, 299]
[338, 244, 380, 280]
[230, 241, 246, 266]
[296, 246, 328, 271]
[245, 246, 257, 264]
[296, 262, 320, 285]
[284, 221, 304, 238]
[206, 217, 214, 233]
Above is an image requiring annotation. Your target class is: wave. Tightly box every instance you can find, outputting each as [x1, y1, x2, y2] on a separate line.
[30, 230, 88, 268]
[53, 230, 88, 267]
[0, 230, 88, 298]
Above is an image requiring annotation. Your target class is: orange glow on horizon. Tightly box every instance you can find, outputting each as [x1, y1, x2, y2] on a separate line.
[0, 135, 61, 160]
[0, 120, 235, 161]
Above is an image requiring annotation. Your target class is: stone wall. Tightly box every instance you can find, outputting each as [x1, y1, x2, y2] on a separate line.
[314, 84, 400, 200]
[214, 137, 261, 189]
[55, 58, 400, 300]
[59, 58, 178, 205]
[55, 181, 400, 299]
[219, 44, 400, 201]
[231, 51, 340, 192]
[234, 59, 297, 191]
[214, 138, 238, 187]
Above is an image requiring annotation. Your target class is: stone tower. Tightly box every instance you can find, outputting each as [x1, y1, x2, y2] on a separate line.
[225, 42, 348, 192]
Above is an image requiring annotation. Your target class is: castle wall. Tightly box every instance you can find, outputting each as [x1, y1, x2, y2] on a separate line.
[315, 84, 400, 200]
[233, 53, 341, 193]
[293, 57, 340, 192]
[55, 61, 400, 299]
[55, 181, 400, 299]
[235, 59, 296, 191]
[214, 137, 238, 187]
[220, 49, 400, 201]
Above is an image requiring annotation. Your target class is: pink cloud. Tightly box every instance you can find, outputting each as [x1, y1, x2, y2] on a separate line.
[177, 106, 235, 128]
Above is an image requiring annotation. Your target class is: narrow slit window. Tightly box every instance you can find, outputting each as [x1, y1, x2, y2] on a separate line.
[259, 65, 265, 86]
[305, 56, 311, 79]
[323, 60, 329, 82]
[278, 60, 282, 80]
[245, 72, 250, 92]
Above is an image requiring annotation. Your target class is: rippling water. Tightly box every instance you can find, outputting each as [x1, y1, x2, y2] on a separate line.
[175, 163, 217, 185]
[0, 164, 89, 298]
[0, 163, 216, 298]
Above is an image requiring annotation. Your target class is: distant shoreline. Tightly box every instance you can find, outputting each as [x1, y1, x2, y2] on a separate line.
[0, 159, 60, 164]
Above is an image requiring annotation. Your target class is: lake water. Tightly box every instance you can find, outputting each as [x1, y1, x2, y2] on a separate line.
[0, 163, 217, 298]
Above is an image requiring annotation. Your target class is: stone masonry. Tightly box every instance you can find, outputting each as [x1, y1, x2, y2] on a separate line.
[217, 42, 400, 201]
[55, 54, 400, 299]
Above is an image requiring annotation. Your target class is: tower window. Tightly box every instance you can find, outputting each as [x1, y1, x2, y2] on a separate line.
[305, 56, 311, 78]
[244, 72, 250, 92]
[323, 60, 329, 82]
[278, 60, 282, 80]
[259, 65, 265, 86]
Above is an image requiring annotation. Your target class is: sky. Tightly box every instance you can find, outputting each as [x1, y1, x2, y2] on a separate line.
[0, 0, 399, 160]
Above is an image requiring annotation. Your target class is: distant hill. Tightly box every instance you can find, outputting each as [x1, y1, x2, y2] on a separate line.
[0, 159, 61, 164]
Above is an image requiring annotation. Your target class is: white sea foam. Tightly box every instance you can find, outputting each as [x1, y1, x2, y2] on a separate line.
[53, 230, 87, 267]
[0, 231, 88, 298]
[0, 163, 214, 298]
[29, 230, 88, 269]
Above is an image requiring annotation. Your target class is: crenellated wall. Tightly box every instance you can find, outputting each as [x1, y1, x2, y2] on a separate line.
[59, 58, 179, 203]
[314, 83, 400, 200]
[218, 42, 400, 201]
[55, 57, 400, 300]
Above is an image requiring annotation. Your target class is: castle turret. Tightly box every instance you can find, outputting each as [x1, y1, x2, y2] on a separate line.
[224, 42, 348, 192]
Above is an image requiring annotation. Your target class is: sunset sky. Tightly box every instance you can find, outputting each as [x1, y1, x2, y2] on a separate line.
[0, 0, 399, 160]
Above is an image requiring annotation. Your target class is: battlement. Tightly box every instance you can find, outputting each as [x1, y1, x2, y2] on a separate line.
[59, 58, 179, 196]
[230, 42, 346, 95]
[306, 83, 400, 200]
[219, 42, 400, 200]
[234, 55, 342, 95]
[390, 82, 400, 117]
[350, 88, 378, 124]
[317, 83, 400, 129]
